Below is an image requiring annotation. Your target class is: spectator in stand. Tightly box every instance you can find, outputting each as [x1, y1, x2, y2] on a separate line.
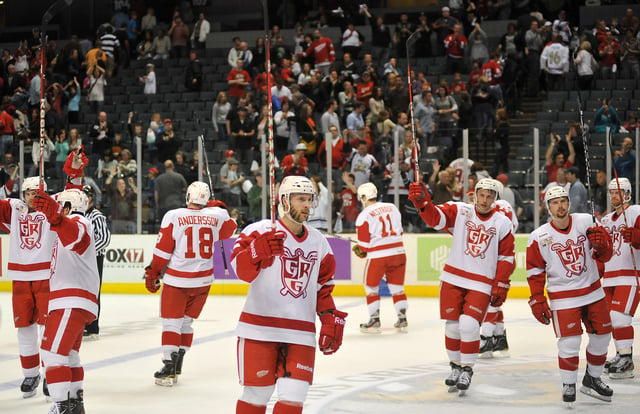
[89, 111, 114, 164]
[471, 76, 496, 142]
[227, 58, 251, 105]
[320, 98, 341, 135]
[173, 150, 193, 183]
[141, 7, 157, 33]
[346, 101, 365, 136]
[387, 74, 410, 117]
[0, 106, 15, 158]
[221, 158, 244, 208]
[155, 160, 187, 222]
[493, 108, 510, 176]
[393, 13, 415, 58]
[545, 133, 575, 184]
[341, 21, 363, 59]
[54, 129, 69, 181]
[270, 35, 292, 62]
[620, 29, 640, 80]
[227, 36, 243, 69]
[271, 76, 292, 103]
[3, 64, 26, 97]
[496, 174, 524, 219]
[253, 63, 275, 98]
[168, 14, 190, 59]
[428, 160, 459, 205]
[185, 50, 203, 92]
[106, 173, 137, 233]
[151, 29, 171, 60]
[281, 143, 309, 177]
[246, 171, 267, 222]
[212, 91, 231, 141]
[593, 170, 608, 217]
[116, 149, 137, 179]
[349, 139, 379, 188]
[598, 30, 621, 80]
[318, 124, 348, 171]
[622, 112, 640, 133]
[229, 107, 255, 164]
[156, 119, 182, 163]
[574, 41, 597, 90]
[139, 63, 156, 95]
[363, 6, 392, 64]
[468, 59, 482, 88]
[86, 64, 107, 113]
[433, 86, 458, 161]
[99, 25, 120, 78]
[273, 99, 294, 158]
[126, 10, 138, 59]
[524, 20, 543, 97]
[433, 7, 459, 57]
[191, 12, 210, 54]
[468, 22, 489, 68]
[414, 12, 433, 58]
[540, 34, 570, 92]
[357, 72, 375, 110]
[565, 166, 588, 214]
[593, 99, 619, 133]
[301, 29, 336, 76]
[614, 136, 636, 181]
[339, 171, 359, 231]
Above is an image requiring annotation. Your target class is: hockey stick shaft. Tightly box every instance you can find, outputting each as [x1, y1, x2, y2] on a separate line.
[406, 31, 421, 179]
[576, 91, 595, 222]
[262, 0, 276, 229]
[39, 30, 46, 190]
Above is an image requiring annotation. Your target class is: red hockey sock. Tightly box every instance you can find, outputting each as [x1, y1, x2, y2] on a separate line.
[273, 401, 303, 414]
[236, 400, 266, 414]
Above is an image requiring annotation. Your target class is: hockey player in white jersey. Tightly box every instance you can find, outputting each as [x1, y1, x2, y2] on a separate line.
[600, 178, 639, 379]
[33, 188, 99, 414]
[353, 182, 408, 332]
[527, 186, 614, 405]
[409, 178, 515, 394]
[540, 34, 570, 92]
[230, 175, 347, 414]
[144, 181, 237, 386]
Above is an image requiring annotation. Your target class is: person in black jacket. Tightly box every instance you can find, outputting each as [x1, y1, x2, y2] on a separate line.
[185, 50, 202, 91]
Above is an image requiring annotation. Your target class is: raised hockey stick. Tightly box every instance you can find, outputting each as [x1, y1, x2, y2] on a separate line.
[261, 0, 277, 229]
[199, 131, 229, 275]
[405, 31, 421, 180]
[576, 90, 596, 222]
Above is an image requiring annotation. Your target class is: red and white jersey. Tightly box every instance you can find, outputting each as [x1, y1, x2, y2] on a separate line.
[350, 152, 378, 187]
[481, 60, 502, 85]
[527, 214, 605, 310]
[540, 42, 570, 75]
[448, 158, 474, 186]
[230, 219, 336, 348]
[356, 202, 405, 259]
[152, 206, 237, 288]
[430, 202, 515, 294]
[495, 199, 519, 234]
[0, 198, 56, 281]
[304, 37, 336, 64]
[444, 34, 467, 58]
[601, 205, 640, 287]
[384, 163, 411, 195]
[48, 214, 100, 316]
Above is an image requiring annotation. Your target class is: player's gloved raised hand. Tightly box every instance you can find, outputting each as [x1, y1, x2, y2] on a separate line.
[63, 145, 89, 179]
[621, 226, 640, 245]
[33, 189, 63, 225]
[249, 231, 286, 267]
[144, 265, 161, 293]
[318, 310, 348, 355]
[528, 294, 551, 325]
[490, 281, 510, 307]
[586, 225, 613, 261]
[206, 199, 227, 210]
[408, 182, 431, 209]
[352, 244, 367, 258]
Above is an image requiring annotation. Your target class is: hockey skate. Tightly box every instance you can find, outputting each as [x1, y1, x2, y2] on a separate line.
[21, 374, 41, 398]
[580, 372, 613, 402]
[154, 352, 178, 386]
[478, 335, 495, 359]
[70, 390, 85, 414]
[174, 348, 186, 383]
[43, 378, 50, 401]
[562, 383, 576, 406]
[604, 353, 620, 371]
[492, 331, 510, 358]
[608, 354, 634, 379]
[445, 362, 462, 392]
[393, 309, 408, 332]
[456, 366, 473, 395]
[359, 311, 381, 333]
[48, 398, 72, 414]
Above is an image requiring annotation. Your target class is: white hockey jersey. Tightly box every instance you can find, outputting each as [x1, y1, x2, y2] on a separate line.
[0, 198, 56, 281]
[48, 214, 100, 316]
[427, 202, 515, 294]
[152, 206, 236, 288]
[527, 214, 605, 310]
[601, 205, 640, 287]
[495, 199, 519, 234]
[355, 202, 405, 259]
[540, 42, 570, 75]
[231, 219, 336, 348]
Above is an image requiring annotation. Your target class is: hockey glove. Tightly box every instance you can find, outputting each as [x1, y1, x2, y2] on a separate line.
[621, 226, 640, 247]
[144, 265, 161, 293]
[408, 182, 431, 209]
[207, 199, 228, 210]
[352, 244, 367, 258]
[33, 190, 63, 225]
[587, 225, 613, 262]
[490, 281, 510, 307]
[249, 231, 286, 267]
[318, 310, 348, 355]
[528, 295, 551, 325]
[63, 145, 89, 179]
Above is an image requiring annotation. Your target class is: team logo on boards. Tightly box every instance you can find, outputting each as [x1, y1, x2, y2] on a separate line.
[280, 248, 317, 298]
[464, 222, 496, 258]
[19, 215, 45, 249]
[551, 236, 587, 277]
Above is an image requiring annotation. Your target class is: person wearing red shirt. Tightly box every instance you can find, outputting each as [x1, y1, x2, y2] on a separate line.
[545, 133, 575, 183]
[598, 30, 621, 79]
[227, 59, 251, 101]
[253, 67, 274, 97]
[317, 125, 347, 169]
[281, 143, 309, 177]
[356, 72, 375, 109]
[444, 24, 467, 74]
[450, 72, 467, 95]
[468, 60, 482, 88]
[302, 29, 336, 76]
[339, 172, 359, 231]
[0, 106, 16, 157]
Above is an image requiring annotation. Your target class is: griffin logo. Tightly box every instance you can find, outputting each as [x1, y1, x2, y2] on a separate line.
[551, 236, 587, 278]
[464, 222, 496, 258]
[280, 248, 317, 298]
[19, 215, 45, 250]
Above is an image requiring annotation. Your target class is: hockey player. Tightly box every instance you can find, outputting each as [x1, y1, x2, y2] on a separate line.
[600, 178, 638, 379]
[230, 175, 347, 414]
[539, 34, 570, 92]
[82, 185, 111, 340]
[408, 178, 515, 393]
[144, 181, 237, 386]
[33, 188, 99, 414]
[0, 148, 86, 398]
[353, 182, 408, 332]
[526, 186, 614, 404]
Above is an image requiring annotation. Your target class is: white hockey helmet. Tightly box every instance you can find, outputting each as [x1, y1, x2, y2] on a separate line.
[186, 181, 211, 206]
[545, 185, 570, 214]
[357, 182, 378, 203]
[21, 176, 46, 193]
[475, 178, 502, 199]
[278, 175, 317, 219]
[57, 188, 89, 214]
[608, 178, 632, 204]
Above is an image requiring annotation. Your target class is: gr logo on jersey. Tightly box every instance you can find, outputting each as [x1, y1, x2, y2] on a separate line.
[19, 215, 45, 249]
[464, 222, 496, 258]
[551, 236, 587, 277]
[280, 248, 317, 298]
[609, 225, 624, 257]
[105, 248, 145, 263]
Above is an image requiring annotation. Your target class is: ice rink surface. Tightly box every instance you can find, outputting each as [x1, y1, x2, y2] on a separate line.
[0, 292, 639, 413]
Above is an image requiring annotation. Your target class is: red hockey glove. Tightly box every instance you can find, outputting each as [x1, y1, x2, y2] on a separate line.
[621, 226, 640, 246]
[33, 189, 63, 225]
[490, 281, 510, 307]
[528, 295, 551, 325]
[206, 199, 228, 210]
[63, 145, 89, 179]
[249, 231, 286, 266]
[352, 244, 367, 258]
[318, 310, 348, 355]
[408, 182, 431, 209]
[144, 265, 161, 293]
[587, 225, 613, 262]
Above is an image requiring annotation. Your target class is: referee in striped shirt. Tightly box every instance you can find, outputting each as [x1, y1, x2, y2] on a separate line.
[83, 185, 111, 340]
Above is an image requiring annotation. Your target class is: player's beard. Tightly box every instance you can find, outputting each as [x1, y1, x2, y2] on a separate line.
[289, 207, 309, 224]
